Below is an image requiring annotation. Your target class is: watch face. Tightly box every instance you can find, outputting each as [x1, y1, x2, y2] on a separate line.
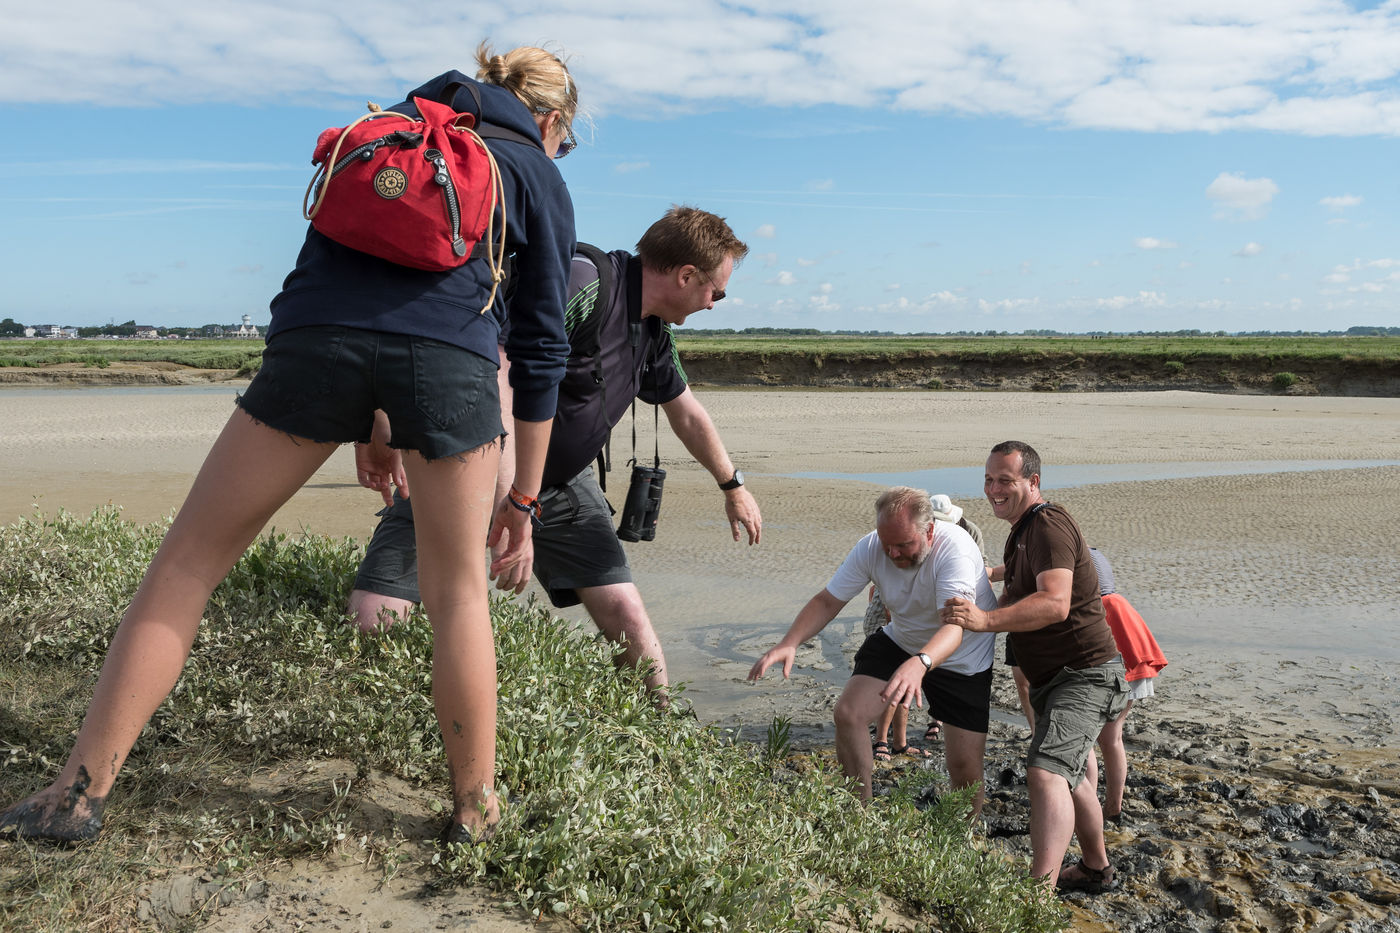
[733, 470, 744, 486]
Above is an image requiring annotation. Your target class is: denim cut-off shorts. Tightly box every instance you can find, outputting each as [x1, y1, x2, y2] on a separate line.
[237, 326, 502, 460]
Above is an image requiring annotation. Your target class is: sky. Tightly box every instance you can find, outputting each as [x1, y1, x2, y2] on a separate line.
[2, 1, 1399, 334]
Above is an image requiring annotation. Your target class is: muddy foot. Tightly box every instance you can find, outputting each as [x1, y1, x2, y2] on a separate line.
[0, 770, 106, 846]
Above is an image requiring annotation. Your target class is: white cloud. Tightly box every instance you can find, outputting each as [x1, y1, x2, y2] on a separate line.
[1234, 242, 1264, 257]
[796, 257, 818, 266]
[1094, 291, 1166, 310]
[808, 179, 835, 191]
[818, 282, 833, 294]
[1206, 172, 1278, 220]
[613, 161, 650, 174]
[977, 297, 1039, 314]
[771, 270, 796, 286]
[1320, 194, 1362, 211]
[753, 223, 777, 239]
[1134, 237, 1178, 250]
[7, 3, 1400, 135]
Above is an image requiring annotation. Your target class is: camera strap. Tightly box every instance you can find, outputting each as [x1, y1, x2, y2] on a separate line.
[628, 398, 661, 469]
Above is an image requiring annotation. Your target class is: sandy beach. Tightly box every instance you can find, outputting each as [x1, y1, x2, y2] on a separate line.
[3, 384, 1399, 929]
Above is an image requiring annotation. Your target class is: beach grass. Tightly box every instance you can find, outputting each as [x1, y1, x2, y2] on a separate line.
[0, 339, 263, 374]
[0, 509, 1067, 932]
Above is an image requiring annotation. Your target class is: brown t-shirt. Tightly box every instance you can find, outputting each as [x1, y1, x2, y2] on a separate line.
[1002, 503, 1120, 689]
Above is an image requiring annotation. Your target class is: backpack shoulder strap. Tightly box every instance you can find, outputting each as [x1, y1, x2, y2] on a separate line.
[438, 80, 545, 151]
[567, 243, 614, 353]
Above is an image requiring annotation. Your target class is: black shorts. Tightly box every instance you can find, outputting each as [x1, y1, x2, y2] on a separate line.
[238, 325, 502, 460]
[851, 629, 992, 733]
[354, 468, 632, 608]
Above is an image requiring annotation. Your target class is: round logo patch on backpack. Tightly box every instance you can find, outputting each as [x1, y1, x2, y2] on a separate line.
[373, 168, 407, 199]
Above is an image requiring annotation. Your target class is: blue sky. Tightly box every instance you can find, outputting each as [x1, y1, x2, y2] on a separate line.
[2, 1, 1398, 334]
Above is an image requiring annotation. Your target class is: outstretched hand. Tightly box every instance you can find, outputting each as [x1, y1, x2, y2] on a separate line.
[747, 645, 795, 682]
[880, 658, 926, 710]
[725, 488, 762, 545]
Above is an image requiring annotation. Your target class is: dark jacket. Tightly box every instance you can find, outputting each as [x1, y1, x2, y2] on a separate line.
[267, 71, 574, 421]
[541, 250, 688, 488]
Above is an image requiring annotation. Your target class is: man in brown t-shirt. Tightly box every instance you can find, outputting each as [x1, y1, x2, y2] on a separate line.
[941, 440, 1128, 894]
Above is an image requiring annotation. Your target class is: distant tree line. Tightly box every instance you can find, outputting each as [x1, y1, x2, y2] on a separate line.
[0, 318, 258, 338]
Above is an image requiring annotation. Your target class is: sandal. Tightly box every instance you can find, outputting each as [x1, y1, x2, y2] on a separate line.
[891, 743, 932, 759]
[1056, 860, 1116, 894]
[872, 741, 893, 762]
[925, 720, 942, 742]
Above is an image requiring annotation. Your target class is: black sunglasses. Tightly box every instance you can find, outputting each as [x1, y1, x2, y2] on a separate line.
[695, 266, 725, 302]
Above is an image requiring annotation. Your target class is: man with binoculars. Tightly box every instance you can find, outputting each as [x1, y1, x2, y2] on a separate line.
[347, 206, 760, 694]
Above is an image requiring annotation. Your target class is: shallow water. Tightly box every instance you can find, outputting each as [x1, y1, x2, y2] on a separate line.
[786, 459, 1400, 498]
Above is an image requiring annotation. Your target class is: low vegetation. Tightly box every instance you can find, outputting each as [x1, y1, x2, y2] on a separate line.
[0, 509, 1065, 932]
[0, 339, 263, 373]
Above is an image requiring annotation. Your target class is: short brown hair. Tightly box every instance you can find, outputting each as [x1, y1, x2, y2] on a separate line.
[990, 440, 1041, 479]
[635, 206, 749, 275]
[875, 486, 933, 528]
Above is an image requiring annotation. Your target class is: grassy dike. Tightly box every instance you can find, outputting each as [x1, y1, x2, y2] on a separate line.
[0, 509, 1066, 933]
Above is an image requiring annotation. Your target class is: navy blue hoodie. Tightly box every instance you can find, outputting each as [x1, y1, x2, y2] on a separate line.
[268, 71, 574, 422]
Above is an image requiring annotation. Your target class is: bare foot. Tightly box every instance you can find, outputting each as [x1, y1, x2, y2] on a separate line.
[441, 785, 501, 846]
[0, 766, 106, 846]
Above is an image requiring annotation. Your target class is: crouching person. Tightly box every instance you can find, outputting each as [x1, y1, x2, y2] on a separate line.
[748, 487, 997, 816]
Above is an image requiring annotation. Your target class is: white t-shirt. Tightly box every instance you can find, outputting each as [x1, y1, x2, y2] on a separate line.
[825, 521, 997, 676]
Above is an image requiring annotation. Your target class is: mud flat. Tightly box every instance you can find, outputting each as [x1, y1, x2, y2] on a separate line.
[2, 386, 1398, 930]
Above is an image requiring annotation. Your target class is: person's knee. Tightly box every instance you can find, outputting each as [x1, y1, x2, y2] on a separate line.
[347, 589, 415, 632]
[833, 693, 873, 736]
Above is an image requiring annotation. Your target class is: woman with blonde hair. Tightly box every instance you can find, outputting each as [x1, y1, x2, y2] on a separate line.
[1, 43, 580, 847]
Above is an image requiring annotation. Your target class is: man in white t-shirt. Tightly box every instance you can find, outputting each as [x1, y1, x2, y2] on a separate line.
[748, 486, 997, 814]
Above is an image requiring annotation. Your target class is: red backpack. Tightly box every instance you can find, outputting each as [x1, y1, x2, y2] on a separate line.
[303, 88, 525, 312]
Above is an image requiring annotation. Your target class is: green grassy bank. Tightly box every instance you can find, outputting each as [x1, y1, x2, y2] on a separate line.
[0, 339, 264, 374]
[0, 510, 1065, 932]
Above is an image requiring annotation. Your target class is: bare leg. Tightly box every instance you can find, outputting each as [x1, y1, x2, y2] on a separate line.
[942, 724, 988, 819]
[1027, 766, 1076, 884]
[1097, 700, 1133, 819]
[1070, 751, 1111, 870]
[1012, 665, 1034, 731]
[576, 582, 668, 691]
[400, 443, 502, 836]
[887, 704, 908, 749]
[346, 589, 417, 633]
[1, 410, 336, 843]
[832, 675, 896, 802]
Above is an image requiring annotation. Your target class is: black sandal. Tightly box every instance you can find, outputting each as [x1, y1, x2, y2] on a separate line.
[1056, 860, 1116, 894]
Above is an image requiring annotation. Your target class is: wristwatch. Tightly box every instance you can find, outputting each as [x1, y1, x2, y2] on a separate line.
[917, 652, 933, 670]
[718, 470, 745, 491]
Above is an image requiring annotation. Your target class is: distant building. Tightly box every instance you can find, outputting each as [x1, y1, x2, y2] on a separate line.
[135, 325, 159, 339]
[32, 324, 63, 338]
[234, 314, 260, 338]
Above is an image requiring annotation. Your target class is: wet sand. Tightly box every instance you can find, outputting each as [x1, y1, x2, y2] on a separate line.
[3, 385, 1399, 929]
